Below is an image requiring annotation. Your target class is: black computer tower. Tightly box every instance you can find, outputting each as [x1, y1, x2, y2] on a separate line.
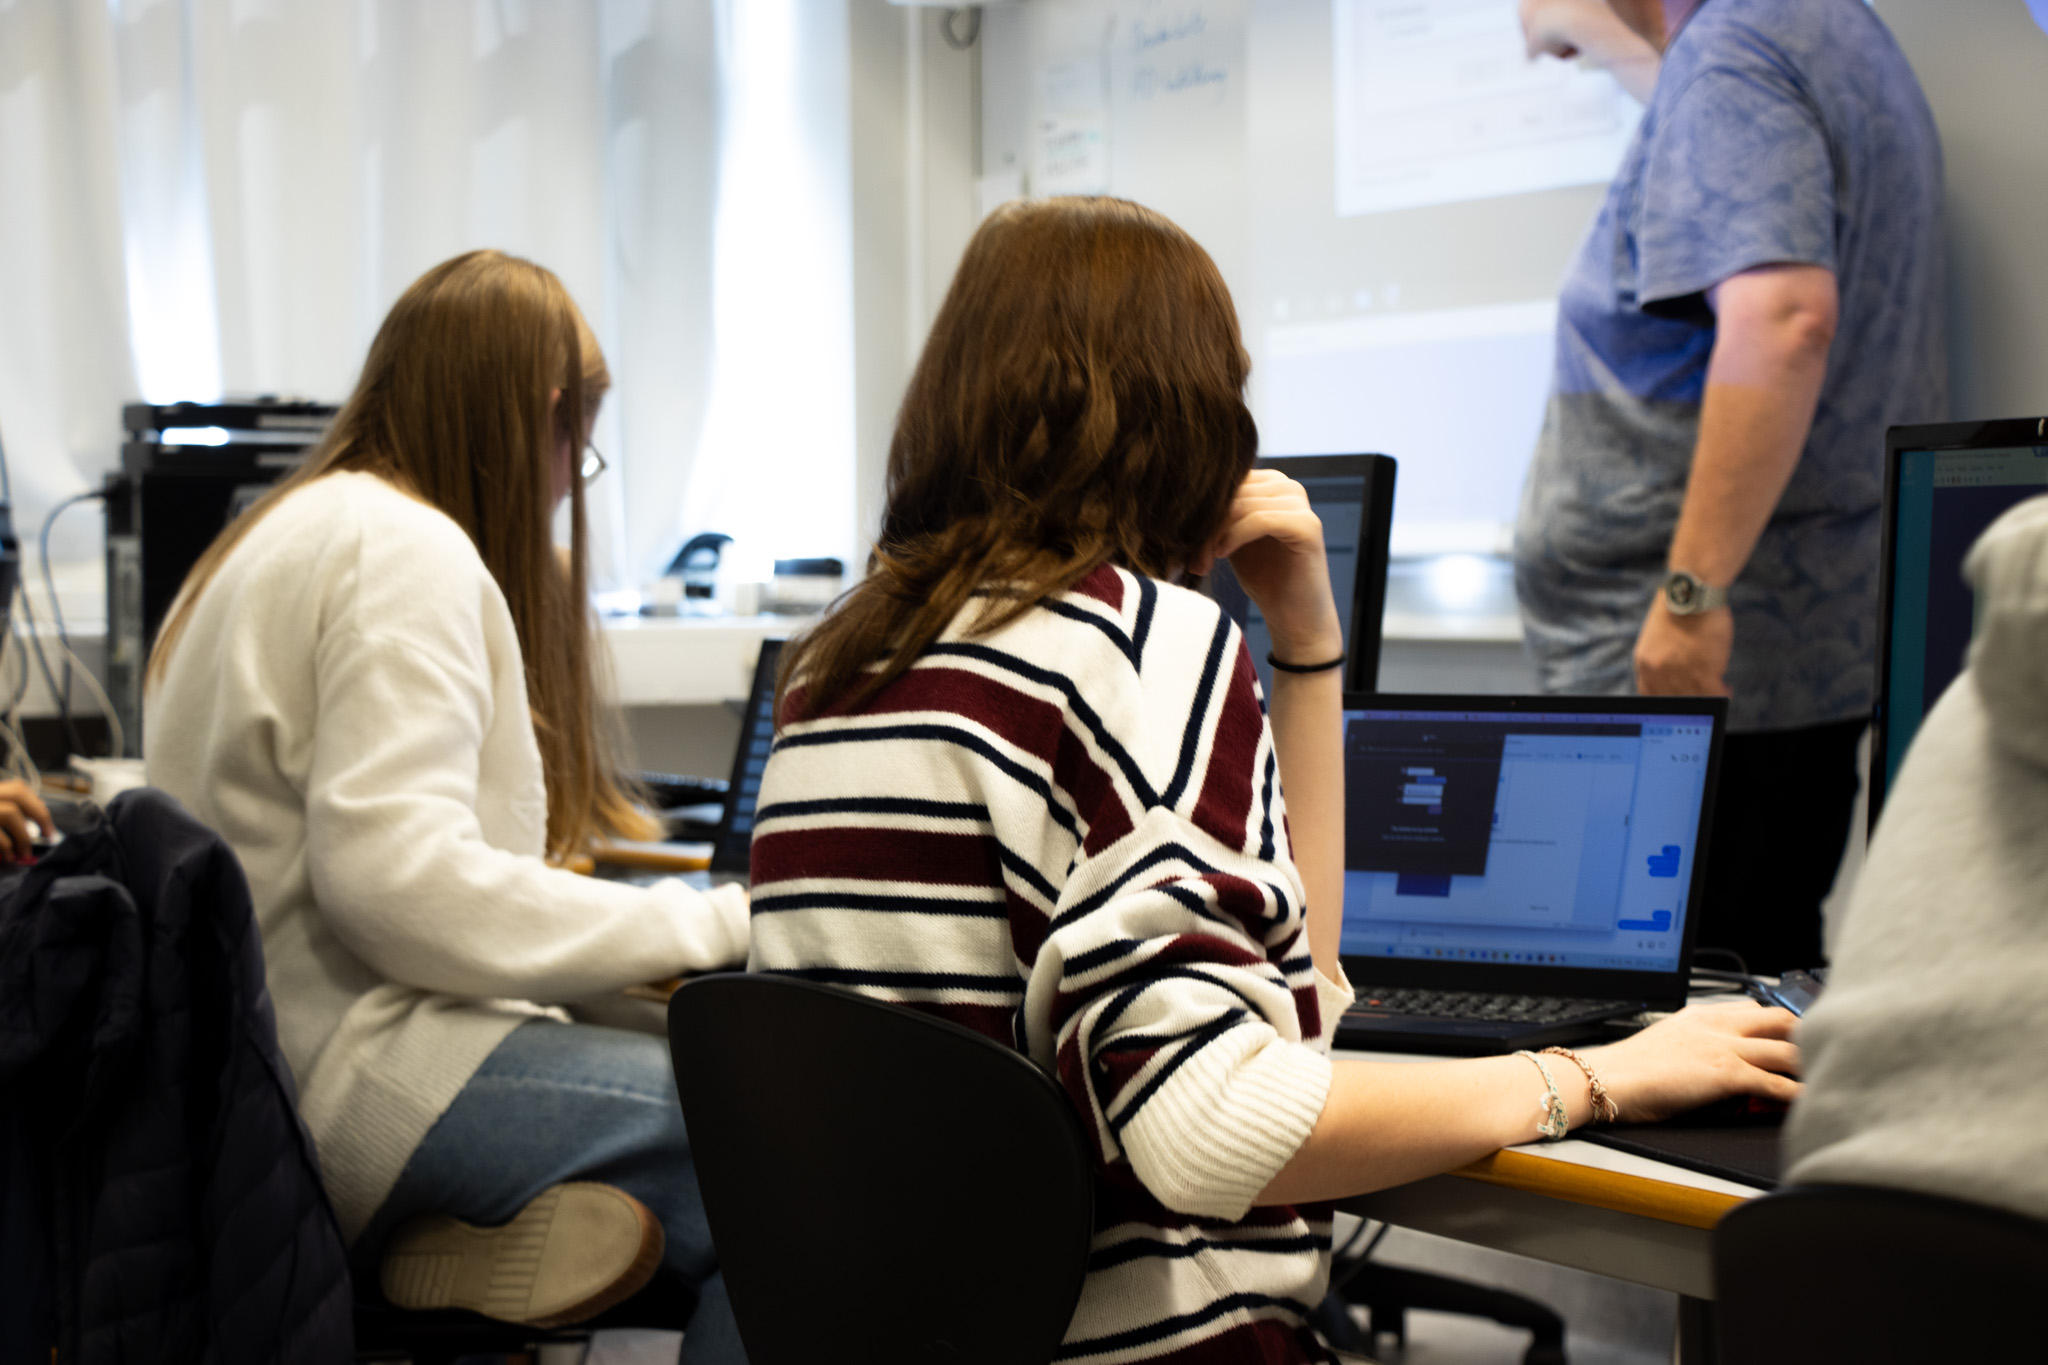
[104, 400, 336, 754]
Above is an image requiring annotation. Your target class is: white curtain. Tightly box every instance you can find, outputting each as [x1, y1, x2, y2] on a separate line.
[0, 0, 856, 610]
[0, 0, 136, 587]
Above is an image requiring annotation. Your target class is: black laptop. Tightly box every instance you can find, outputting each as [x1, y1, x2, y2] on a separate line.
[1333, 692, 1727, 1056]
[633, 637, 782, 891]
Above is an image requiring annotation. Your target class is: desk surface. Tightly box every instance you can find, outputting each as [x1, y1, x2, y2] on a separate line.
[1332, 1045, 1763, 1298]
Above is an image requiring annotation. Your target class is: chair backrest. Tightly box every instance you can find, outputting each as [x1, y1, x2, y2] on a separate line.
[1714, 1182, 2048, 1364]
[666, 973, 1095, 1365]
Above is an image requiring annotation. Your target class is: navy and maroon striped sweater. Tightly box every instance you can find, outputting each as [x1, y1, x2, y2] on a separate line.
[750, 564, 1348, 1364]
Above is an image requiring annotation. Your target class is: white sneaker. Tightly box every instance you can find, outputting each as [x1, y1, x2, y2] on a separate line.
[380, 1182, 666, 1328]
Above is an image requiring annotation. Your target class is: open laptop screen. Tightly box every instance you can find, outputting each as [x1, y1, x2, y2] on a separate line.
[711, 638, 784, 874]
[1876, 424, 2048, 816]
[1339, 698, 1721, 981]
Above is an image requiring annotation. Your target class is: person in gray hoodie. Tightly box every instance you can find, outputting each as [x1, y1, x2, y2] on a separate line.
[1785, 495, 2048, 1220]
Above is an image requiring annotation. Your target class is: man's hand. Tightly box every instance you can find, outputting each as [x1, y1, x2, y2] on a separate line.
[1635, 597, 1732, 696]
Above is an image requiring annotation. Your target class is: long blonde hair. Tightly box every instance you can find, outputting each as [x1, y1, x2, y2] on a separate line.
[150, 249, 652, 855]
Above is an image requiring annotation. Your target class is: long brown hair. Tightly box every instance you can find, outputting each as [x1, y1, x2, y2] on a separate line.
[150, 249, 652, 855]
[782, 196, 1258, 719]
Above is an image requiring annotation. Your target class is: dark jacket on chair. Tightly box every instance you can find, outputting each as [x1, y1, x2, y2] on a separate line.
[0, 788, 351, 1365]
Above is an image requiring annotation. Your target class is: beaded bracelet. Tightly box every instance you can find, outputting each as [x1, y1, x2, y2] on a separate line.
[1514, 1050, 1571, 1142]
[1542, 1046, 1620, 1125]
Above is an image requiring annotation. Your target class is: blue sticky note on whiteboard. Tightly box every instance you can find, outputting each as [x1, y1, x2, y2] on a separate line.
[2032, 0, 2048, 36]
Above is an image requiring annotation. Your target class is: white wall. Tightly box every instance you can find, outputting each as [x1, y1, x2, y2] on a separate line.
[848, 1, 981, 561]
[1882, 0, 2048, 423]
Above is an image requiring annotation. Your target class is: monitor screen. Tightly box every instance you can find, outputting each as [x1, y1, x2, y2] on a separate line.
[1338, 706, 1716, 975]
[1882, 442, 2048, 794]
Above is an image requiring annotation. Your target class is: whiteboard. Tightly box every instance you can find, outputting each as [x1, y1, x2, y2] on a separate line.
[981, 0, 1637, 556]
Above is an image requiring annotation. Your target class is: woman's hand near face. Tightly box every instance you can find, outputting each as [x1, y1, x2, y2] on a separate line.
[1201, 471, 1349, 977]
[0, 779, 53, 864]
[1202, 469, 1344, 665]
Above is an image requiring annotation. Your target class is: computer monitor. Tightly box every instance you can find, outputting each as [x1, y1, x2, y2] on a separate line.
[1204, 453, 1396, 694]
[1873, 418, 2048, 823]
[1337, 692, 1726, 1009]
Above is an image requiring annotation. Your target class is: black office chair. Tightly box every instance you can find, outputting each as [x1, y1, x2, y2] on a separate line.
[1314, 1253, 1568, 1365]
[666, 973, 1095, 1365]
[1714, 1183, 2048, 1363]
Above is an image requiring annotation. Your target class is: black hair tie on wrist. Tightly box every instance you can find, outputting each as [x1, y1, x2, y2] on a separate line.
[1267, 652, 1346, 675]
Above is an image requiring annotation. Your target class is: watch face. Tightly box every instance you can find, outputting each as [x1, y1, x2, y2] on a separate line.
[1667, 576, 1697, 609]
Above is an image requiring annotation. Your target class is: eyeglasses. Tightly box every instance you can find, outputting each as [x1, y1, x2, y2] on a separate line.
[580, 443, 607, 486]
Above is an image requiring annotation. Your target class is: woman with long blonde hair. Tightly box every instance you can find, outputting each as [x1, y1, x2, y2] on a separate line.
[147, 251, 747, 1357]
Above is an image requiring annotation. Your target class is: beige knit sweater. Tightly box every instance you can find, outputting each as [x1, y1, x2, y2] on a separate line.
[1785, 495, 2048, 1220]
[146, 472, 749, 1240]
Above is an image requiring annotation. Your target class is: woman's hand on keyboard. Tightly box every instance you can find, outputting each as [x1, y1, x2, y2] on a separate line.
[1588, 999, 1801, 1124]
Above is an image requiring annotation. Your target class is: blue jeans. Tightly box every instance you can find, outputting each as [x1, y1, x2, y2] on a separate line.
[354, 1019, 745, 1364]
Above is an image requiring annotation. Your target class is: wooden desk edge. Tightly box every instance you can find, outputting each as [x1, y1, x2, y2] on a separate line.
[1450, 1149, 1748, 1231]
[586, 846, 713, 874]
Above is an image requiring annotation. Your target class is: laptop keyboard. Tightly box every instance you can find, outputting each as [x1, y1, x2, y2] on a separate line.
[1347, 987, 1630, 1026]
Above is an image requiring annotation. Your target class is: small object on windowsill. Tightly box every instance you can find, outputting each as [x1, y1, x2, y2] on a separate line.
[639, 577, 685, 617]
[766, 557, 844, 614]
[665, 532, 733, 617]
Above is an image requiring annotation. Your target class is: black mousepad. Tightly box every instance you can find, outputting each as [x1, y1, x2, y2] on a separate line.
[1577, 1097, 1786, 1190]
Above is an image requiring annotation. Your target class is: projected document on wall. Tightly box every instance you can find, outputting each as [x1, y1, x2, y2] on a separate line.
[987, 0, 1649, 563]
[1332, 0, 1641, 218]
[1262, 301, 1554, 555]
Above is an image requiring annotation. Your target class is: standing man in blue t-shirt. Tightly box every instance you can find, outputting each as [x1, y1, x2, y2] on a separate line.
[1512, 0, 1945, 975]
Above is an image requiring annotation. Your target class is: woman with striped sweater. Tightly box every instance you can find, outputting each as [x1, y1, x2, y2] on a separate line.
[749, 197, 1798, 1363]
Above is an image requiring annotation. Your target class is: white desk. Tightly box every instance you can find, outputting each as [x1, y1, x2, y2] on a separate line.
[1332, 1043, 1770, 1362]
[1338, 1130, 1760, 1302]
[592, 610, 1526, 710]
[599, 615, 812, 707]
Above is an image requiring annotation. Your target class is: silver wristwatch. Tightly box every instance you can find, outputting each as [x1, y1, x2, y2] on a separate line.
[1661, 570, 1729, 615]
